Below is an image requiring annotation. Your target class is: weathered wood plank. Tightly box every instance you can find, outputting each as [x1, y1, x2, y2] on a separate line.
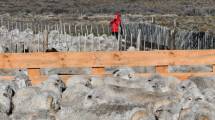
[213, 65, 215, 72]
[0, 50, 215, 85]
[27, 68, 41, 83]
[0, 50, 215, 68]
[156, 65, 168, 73]
[91, 67, 105, 75]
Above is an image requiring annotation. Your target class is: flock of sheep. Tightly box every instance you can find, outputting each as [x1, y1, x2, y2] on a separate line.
[0, 67, 214, 120]
[0, 25, 214, 120]
[0, 26, 119, 53]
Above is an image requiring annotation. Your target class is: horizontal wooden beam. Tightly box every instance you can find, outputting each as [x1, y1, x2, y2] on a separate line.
[0, 50, 215, 85]
[1, 72, 215, 85]
[0, 50, 215, 68]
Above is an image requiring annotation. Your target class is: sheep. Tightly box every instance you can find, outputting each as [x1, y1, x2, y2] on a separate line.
[178, 101, 215, 120]
[132, 66, 156, 74]
[0, 84, 13, 118]
[35, 75, 64, 111]
[83, 87, 110, 109]
[130, 108, 156, 120]
[40, 74, 66, 95]
[83, 85, 177, 120]
[112, 67, 136, 80]
[30, 91, 61, 112]
[0, 82, 14, 115]
[58, 76, 101, 120]
[143, 74, 172, 93]
[83, 84, 180, 111]
[12, 95, 60, 119]
[11, 111, 56, 120]
[0, 81, 14, 98]
[0, 27, 120, 53]
[13, 75, 65, 114]
[12, 86, 41, 113]
[154, 106, 179, 120]
[175, 80, 198, 95]
[12, 69, 31, 91]
[13, 87, 61, 113]
[56, 108, 99, 120]
[66, 75, 92, 88]
[171, 85, 208, 120]
[189, 76, 215, 90]
[0, 113, 10, 120]
[103, 74, 180, 93]
[103, 76, 148, 88]
[169, 65, 212, 73]
[0, 70, 215, 119]
[90, 76, 105, 88]
[155, 83, 206, 120]
[0, 70, 30, 93]
[61, 75, 92, 108]
[83, 88, 146, 119]
[202, 88, 215, 104]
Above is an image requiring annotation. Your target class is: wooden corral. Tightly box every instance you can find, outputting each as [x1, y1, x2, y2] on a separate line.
[1, 50, 215, 84]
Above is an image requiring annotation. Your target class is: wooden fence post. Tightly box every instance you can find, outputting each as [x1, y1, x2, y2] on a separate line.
[43, 30, 48, 52]
[91, 67, 105, 75]
[155, 65, 168, 73]
[136, 29, 141, 51]
[213, 65, 215, 72]
[28, 68, 41, 84]
[75, 25, 77, 36]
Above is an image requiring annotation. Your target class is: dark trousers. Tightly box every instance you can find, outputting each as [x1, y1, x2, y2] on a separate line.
[112, 32, 119, 39]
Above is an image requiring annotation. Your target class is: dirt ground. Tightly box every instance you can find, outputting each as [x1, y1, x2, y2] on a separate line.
[1, 0, 215, 16]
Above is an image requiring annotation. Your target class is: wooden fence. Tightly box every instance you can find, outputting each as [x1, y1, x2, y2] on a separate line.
[1, 50, 215, 84]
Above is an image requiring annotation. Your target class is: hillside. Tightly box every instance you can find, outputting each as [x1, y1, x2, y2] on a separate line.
[0, 0, 215, 16]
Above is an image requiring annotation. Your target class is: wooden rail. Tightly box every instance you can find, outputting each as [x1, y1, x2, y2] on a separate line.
[1, 50, 215, 84]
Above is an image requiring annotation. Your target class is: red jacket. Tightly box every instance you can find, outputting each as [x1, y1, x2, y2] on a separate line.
[110, 15, 121, 32]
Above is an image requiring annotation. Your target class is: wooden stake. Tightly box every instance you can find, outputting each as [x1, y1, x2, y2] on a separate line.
[91, 67, 105, 75]
[102, 24, 105, 34]
[156, 65, 168, 73]
[84, 34, 87, 51]
[136, 29, 141, 51]
[15, 22, 17, 29]
[78, 33, 81, 52]
[90, 24, 93, 34]
[69, 24, 71, 34]
[81, 24, 83, 35]
[86, 25, 88, 35]
[131, 33, 133, 47]
[28, 68, 41, 83]
[63, 23, 66, 34]
[7, 20, 10, 30]
[75, 25, 77, 36]
[96, 25, 99, 36]
[43, 30, 48, 52]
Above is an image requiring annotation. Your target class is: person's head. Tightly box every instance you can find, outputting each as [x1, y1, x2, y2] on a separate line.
[114, 11, 121, 19]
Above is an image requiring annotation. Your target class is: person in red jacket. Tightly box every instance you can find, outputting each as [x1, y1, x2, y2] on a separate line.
[110, 12, 122, 39]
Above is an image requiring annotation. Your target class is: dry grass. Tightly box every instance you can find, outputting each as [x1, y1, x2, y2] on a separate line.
[1, 0, 215, 15]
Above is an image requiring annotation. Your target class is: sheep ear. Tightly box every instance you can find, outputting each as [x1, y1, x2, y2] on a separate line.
[54, 82, 58, 86]
[10, 89, 15, 97]
[112, 69, 119, 75]
[88, 78, 92, 82]
[3, 93, 9, 98]
[8, 86, 15, 96]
